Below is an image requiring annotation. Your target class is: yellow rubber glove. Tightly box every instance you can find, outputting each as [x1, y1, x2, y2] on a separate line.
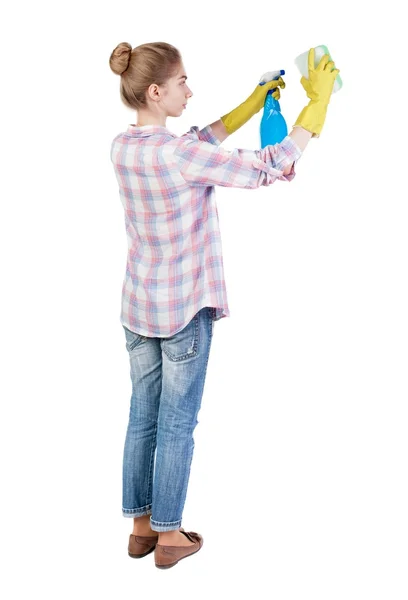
[221, 75, 286, 135]
[293, 48, 340, 137]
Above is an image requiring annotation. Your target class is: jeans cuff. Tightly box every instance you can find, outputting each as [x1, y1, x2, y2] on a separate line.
[150, 518, 182, 532]
[122, 503, 152, 517]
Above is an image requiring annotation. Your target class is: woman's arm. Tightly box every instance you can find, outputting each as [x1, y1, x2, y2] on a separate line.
[208, 119, 230, 143]
[288, 126, 313, 152]
[173, 135, 301, 189]
[208, 119, 313, 176]
[281, 127, 313, 174]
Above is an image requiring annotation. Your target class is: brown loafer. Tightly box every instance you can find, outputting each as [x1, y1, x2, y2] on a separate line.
[154, 527, 203, 569]
[128, 533, 159, 558]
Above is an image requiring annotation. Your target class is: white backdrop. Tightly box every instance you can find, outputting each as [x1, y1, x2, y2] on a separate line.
[1, 1, 407, 598]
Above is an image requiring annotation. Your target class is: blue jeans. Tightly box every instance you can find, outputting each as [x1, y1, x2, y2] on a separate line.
[121, 306, 215, 532]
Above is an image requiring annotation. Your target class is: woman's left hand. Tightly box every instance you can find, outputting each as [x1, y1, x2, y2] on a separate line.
[252, 75, 286, 110]
[220, 74, 286, 135]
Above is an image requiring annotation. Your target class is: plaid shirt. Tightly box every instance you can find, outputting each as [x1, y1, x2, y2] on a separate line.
[110, 123, 302, 337]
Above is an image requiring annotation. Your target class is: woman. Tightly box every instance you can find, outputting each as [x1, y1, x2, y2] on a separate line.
[109, 41, 339, 569]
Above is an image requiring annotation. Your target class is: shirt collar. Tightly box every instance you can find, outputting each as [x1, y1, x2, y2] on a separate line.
[126, 124, 176, 138]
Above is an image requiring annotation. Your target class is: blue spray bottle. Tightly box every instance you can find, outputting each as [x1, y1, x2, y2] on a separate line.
[259, 69, 288, 148]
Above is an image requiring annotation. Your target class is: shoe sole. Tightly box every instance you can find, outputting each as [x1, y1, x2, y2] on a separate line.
[155, 545, 202, 569]
[128, 545, 156, 559]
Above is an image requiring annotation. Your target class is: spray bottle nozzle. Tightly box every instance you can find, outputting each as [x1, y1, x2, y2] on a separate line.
[259, 69, 285, 86]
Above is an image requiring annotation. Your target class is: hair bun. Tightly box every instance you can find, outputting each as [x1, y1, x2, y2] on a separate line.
[109, 42, 133, 76]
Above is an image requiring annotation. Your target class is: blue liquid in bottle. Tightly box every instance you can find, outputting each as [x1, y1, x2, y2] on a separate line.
[260, 72, 288, 148]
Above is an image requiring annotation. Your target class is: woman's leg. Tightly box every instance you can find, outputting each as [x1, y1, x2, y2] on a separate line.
[121, 325, 162, 532]
[151, 307, 214, 543]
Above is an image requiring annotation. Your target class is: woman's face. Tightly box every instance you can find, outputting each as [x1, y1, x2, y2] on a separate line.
[161, 62, 193, 117]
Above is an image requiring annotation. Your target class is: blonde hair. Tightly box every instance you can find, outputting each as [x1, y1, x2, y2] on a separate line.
[109, 41, 182, 110]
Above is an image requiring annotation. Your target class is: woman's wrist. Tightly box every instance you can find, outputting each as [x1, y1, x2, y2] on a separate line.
[289, 126, 313, 151]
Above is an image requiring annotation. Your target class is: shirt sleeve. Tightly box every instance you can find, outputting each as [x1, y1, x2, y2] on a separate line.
[173, 133, 302, 188]
[181, 124, 221, 146]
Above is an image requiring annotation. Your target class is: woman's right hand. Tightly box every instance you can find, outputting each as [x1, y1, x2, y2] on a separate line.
[301, 48, 340, 106]
[292, 48, 340, 137]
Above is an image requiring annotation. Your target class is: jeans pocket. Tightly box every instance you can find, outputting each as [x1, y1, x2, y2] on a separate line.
[161, 311, 200, 362]
[123, 325, 147, 352]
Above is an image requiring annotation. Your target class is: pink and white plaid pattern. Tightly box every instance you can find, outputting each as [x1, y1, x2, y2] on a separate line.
[110, 123, 302, 337]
